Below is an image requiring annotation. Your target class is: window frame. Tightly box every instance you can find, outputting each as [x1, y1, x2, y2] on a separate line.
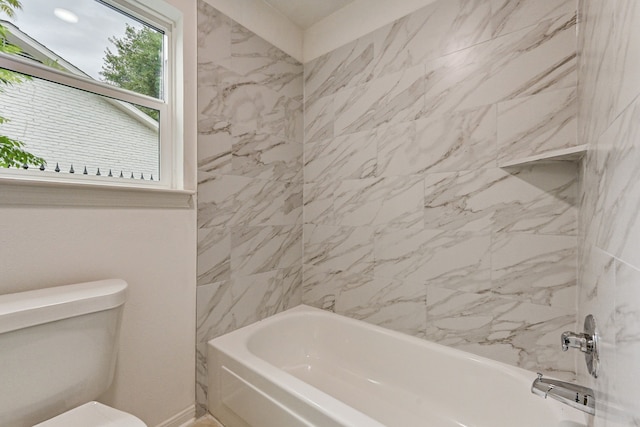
[0, 0, 181, 191]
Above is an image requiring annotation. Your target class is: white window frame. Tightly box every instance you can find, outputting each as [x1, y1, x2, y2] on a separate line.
[0, 0, 185, 197]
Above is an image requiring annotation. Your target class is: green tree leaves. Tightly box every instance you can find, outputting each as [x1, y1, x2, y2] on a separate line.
[0, 0, 46, 169]
[100, 24, 163, 121]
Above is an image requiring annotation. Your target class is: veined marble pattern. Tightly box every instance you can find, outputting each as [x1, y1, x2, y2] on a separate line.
[422, 13, 576, 116]
[491, 233, 577, 308]
[374, 227, 492, 294]
[232, 132, 302, 182]
[493, 163, 578, 235]
[335, 277, 427, 337]
[490, 0, 576, 37]
[425, 286, 576, 378]
[304, 32, 380, 108]
[497, 88, 577, 164]
[333, 176, 424, 227]
[230, 225, 301, 277]
[578, 0, 640, 148]
[303, 224, 374, 275]
[197, 1, 231, 66]
[198, 173, 290, 227]
[577, 0, 640, 426]
[304, 131, 376, 183]
[303, 181, 336, 225]
[300, 0, 578, 380]
[197, 1, 303, 415]
[374, 108, 497, 178]
[197, 227, 230, 286]
[370, 0, 493, 79]
[304, 95, 334, 144]
[230, 23, 303, 102]
[333, 65, 425, 136]
[592, 95, 640, 268]
[423, 164, 577, 235]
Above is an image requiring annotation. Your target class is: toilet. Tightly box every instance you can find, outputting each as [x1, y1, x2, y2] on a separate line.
[0, 279, 147, 426]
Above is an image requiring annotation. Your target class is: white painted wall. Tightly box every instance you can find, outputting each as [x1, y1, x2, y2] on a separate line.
[0, 0, 198, 426]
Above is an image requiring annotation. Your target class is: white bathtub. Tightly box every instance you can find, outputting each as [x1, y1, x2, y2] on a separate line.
[207, 305, 587, 427]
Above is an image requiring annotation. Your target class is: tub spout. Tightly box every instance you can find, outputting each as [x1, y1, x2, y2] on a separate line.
[531, 373, 595, 415]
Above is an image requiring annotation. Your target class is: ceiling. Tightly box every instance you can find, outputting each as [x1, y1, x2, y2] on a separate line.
[262, 0, 355, 29]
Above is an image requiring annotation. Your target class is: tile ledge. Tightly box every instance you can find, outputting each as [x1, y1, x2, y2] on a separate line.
[499, 145, 587, 168]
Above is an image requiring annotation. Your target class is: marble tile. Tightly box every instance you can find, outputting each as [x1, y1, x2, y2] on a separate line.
[577, 247, 617, 426]
[423, 164, 577, 236]
[198, 132, 232, 174]
[492, 233, 576, 309]
[592, 96, 640, 268]
[304, 32, 379, 107]
[198, 173, 290, 227]
[279, 265, 303, 311]
[410, 105, 496, 174]
[374, 227, 492, 294]
[497, 88, 577, 164]
[201, 66, 296, 140]
[304, 94, 334, 144]
[612, 261, 640, 425]
[196, 271, 283, 346]
[490, 0, 576, 37]
[495, 163, 578, 235]
[425, 286, 575, 377]
[230, 23, 303, 102]
[302, 264, 373, 312]
[303, 224, 374, 275]
[282, 180, 303, 225]
[423, 13, 576, 117]
[333, 176, 424, 228]
[197, 227, 230, 286]
[230, 225, 301, 277]
[333, 65, 425, 136]
[231, 132, 302, 182]
[303, 181, 336, 225]
[423, 168, 505, 233]
[578, 0, 640, 148]
[370, 0, 493, 78]
[335, 277, 427, 337]
[197, 1, 231, 66]
[304, 131, 376, 184]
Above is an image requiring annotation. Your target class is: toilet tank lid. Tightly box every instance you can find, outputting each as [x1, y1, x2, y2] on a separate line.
[0, 279, 128, 334]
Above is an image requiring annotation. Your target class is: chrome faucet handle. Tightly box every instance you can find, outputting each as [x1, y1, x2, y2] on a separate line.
[561, 331, 592, 352]
[561, 315, 600, 378]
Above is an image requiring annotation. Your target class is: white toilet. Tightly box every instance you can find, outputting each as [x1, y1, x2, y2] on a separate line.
[0, 279, 147, 426]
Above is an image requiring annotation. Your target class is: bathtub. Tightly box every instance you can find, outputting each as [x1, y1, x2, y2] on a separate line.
[207, 305, 587, 427]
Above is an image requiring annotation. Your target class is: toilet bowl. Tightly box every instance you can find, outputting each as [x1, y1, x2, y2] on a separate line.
[34, 402, 146, 427]
[0, 279, 148, 426]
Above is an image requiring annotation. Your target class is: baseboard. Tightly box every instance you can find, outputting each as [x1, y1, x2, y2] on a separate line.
[154, 404, 196, 427]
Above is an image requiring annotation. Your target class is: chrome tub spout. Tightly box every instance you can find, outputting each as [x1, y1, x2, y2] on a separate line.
[531, 373, 595, 415]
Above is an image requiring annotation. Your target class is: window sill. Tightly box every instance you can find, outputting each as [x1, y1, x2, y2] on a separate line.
[0, 176, 194, 209]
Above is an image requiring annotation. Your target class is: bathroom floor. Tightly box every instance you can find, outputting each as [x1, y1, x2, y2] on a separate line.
[188, 415, 224, 427]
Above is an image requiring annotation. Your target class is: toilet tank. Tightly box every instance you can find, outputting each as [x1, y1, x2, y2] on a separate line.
[0, 279, 128, 427]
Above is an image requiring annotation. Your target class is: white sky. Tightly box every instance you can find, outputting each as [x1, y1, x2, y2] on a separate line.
[0, 0, 144, 79]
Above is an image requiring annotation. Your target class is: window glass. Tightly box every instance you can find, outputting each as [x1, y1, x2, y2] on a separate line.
[0, 69, 159, 179]
[0, 0, 170, 184]
[0, 0, 165, 99]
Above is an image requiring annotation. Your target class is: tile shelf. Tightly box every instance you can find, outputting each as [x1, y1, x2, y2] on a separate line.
[499, 144, 587, 168]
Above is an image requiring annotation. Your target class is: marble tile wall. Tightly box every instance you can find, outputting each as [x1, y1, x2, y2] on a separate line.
[577, 0, 640, 425]
[303, 0, 579, 377]
[196, 0, 303, 414]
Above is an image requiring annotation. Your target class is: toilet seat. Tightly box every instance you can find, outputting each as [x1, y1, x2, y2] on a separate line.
[34, 401, 147, 427]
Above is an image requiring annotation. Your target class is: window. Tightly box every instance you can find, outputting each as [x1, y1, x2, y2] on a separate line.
[0, 0, 177, 188]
